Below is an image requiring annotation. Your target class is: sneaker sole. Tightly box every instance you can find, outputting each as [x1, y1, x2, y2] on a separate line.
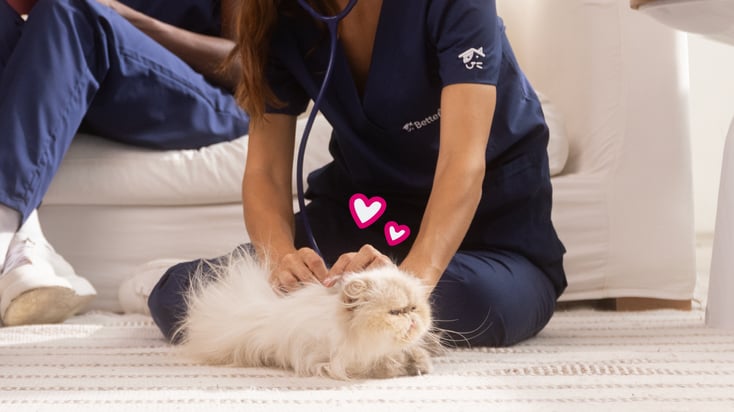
[2, 286, 95, 326]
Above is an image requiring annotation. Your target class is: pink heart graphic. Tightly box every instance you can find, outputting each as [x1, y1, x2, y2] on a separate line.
[349, 193, 387, 229]
[384, 221, 411, 246]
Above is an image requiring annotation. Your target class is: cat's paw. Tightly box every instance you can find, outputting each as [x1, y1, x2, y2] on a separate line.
[367, 356, 406, 379]
[313, 362, 347, 380]
[405, 346, 433, 376]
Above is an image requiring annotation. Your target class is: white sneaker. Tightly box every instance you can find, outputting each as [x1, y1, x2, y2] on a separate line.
[118, 259, 180, 315]
[0, 234, 96, 326]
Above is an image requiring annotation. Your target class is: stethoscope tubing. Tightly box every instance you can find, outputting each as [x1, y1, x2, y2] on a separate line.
[294, 0, 359, 258]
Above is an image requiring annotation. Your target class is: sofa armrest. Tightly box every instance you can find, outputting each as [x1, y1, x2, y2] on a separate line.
[498, 0, 696, 300]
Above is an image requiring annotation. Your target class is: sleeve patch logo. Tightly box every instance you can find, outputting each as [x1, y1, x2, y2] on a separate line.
[458, 47, 486, 70]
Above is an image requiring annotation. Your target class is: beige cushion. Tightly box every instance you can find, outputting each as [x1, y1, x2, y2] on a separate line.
[538, 92, 569, 176]
[44, 115, 334, 206]
[45, 99, 568, 207]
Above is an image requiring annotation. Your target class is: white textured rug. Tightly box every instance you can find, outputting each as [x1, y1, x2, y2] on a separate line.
[3, 237, 734, 412]
[2, 307, 734, 411]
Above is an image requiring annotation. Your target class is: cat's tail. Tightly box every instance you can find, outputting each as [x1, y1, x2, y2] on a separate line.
[172, 250, 277, 366]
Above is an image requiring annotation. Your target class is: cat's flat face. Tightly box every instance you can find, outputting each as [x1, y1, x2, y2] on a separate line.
[341, 267, 432, 348]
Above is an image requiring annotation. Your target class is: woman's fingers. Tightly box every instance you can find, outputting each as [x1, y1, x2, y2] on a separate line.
[271, 245, 394, 292]
[329, 245, 394, 277]
[297, 248, 329, 283]
[269, 248, 328, 293]
[329, 252, 356, 277]
[269, 269, 301, 294]
[346, 244, 392, 272]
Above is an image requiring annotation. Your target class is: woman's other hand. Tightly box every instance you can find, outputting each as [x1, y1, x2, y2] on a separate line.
[326, 244, 394, 286]
[269, 247, 328, 294]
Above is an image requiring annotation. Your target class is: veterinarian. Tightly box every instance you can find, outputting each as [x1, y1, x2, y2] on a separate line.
[0, 0, 249, 326]
[147, 0, 567, 347]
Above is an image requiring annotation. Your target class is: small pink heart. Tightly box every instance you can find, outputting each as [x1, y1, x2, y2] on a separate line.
[349, 193, 387, 229]
[384, 221, 411, 246]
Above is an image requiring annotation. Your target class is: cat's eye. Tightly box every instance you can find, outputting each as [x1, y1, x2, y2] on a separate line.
[389, 306, 415, 316]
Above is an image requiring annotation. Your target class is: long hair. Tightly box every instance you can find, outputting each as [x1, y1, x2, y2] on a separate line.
[228, 0, 338, 122]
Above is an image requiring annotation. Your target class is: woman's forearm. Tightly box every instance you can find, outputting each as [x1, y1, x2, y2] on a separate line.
[399, 160, 484, 287]
[241, 115, 301, 265]
[242, 173, 299, 265]
[399, 83, 496, 289]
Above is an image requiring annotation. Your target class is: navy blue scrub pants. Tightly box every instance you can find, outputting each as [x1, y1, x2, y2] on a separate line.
[0, 0, 249, 224]
[149, 197, 558, 348]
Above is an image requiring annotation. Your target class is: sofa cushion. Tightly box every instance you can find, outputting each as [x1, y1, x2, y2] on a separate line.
[44, 115, 334, 206]
[538, 91, 569, 176]
[45, 99, 567, 207]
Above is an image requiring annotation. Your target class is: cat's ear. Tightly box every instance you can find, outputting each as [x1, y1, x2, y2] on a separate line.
[342, 277, 372, 309]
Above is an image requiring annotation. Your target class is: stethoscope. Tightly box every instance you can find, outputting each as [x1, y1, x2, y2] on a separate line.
[295, 0, 359, 258]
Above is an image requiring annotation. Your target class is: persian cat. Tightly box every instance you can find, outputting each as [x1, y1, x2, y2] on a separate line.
[174, 252, 438, 380]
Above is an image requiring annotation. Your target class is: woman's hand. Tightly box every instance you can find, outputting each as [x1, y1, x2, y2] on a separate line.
[269, 247, 329, 294]
[325, 245, 394, 286]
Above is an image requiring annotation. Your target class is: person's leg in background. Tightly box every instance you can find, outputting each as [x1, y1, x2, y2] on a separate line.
[0, 0, 26, 274]
[0, 0, 249, 226]
[431, 250, 558, 347]
[0, 1, 80, 327]
[0, 0, 248, 326]
[79, 1, 249, 149]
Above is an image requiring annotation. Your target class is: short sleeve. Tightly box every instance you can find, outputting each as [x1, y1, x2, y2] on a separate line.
[264, 30, 310, 115]
[427, 0, 502, 86]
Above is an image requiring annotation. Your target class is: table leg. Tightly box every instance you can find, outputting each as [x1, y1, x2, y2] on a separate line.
[706, 114, 734, 329]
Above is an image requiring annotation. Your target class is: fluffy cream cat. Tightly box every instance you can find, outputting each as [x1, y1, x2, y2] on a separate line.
[174, 252, 437, 380]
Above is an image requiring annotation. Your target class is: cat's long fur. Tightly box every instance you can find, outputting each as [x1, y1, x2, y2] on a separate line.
[174, 252, 436, 380]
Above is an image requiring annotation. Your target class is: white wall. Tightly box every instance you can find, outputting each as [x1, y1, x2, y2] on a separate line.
[688, 34, 734, 234]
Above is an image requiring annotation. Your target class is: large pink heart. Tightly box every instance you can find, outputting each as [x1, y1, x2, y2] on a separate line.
[384, 221, 411, 246]
[349, 193, 387, 229]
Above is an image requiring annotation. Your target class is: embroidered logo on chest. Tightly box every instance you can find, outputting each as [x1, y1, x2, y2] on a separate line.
[458, 47, 486, 70]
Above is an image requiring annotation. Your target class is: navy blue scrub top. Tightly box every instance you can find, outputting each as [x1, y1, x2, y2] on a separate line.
[121, 0, 222, 36]
[267, 0, 566, 295]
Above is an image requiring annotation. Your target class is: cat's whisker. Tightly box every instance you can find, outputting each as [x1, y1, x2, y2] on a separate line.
[430, 309, 494, 348]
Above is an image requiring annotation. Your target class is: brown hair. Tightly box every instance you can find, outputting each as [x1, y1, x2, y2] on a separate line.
[227, 0, 337, 122]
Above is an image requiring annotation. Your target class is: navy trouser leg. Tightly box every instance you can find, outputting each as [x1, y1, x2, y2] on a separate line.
[0, 0, 249, 224]
[148, 257, 211, 343]
[80, 2, 249, 149]
[148, 245, 253, 343]
[148, 197, 558, 346]
[432, 251, 557, 347]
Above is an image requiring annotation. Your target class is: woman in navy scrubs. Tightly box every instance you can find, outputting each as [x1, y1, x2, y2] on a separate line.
[0, 0, 248, 326]
[149, 0, 566, 347]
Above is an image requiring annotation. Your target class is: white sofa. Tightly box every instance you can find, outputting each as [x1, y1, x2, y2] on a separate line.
[39, 0, 696, 313]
